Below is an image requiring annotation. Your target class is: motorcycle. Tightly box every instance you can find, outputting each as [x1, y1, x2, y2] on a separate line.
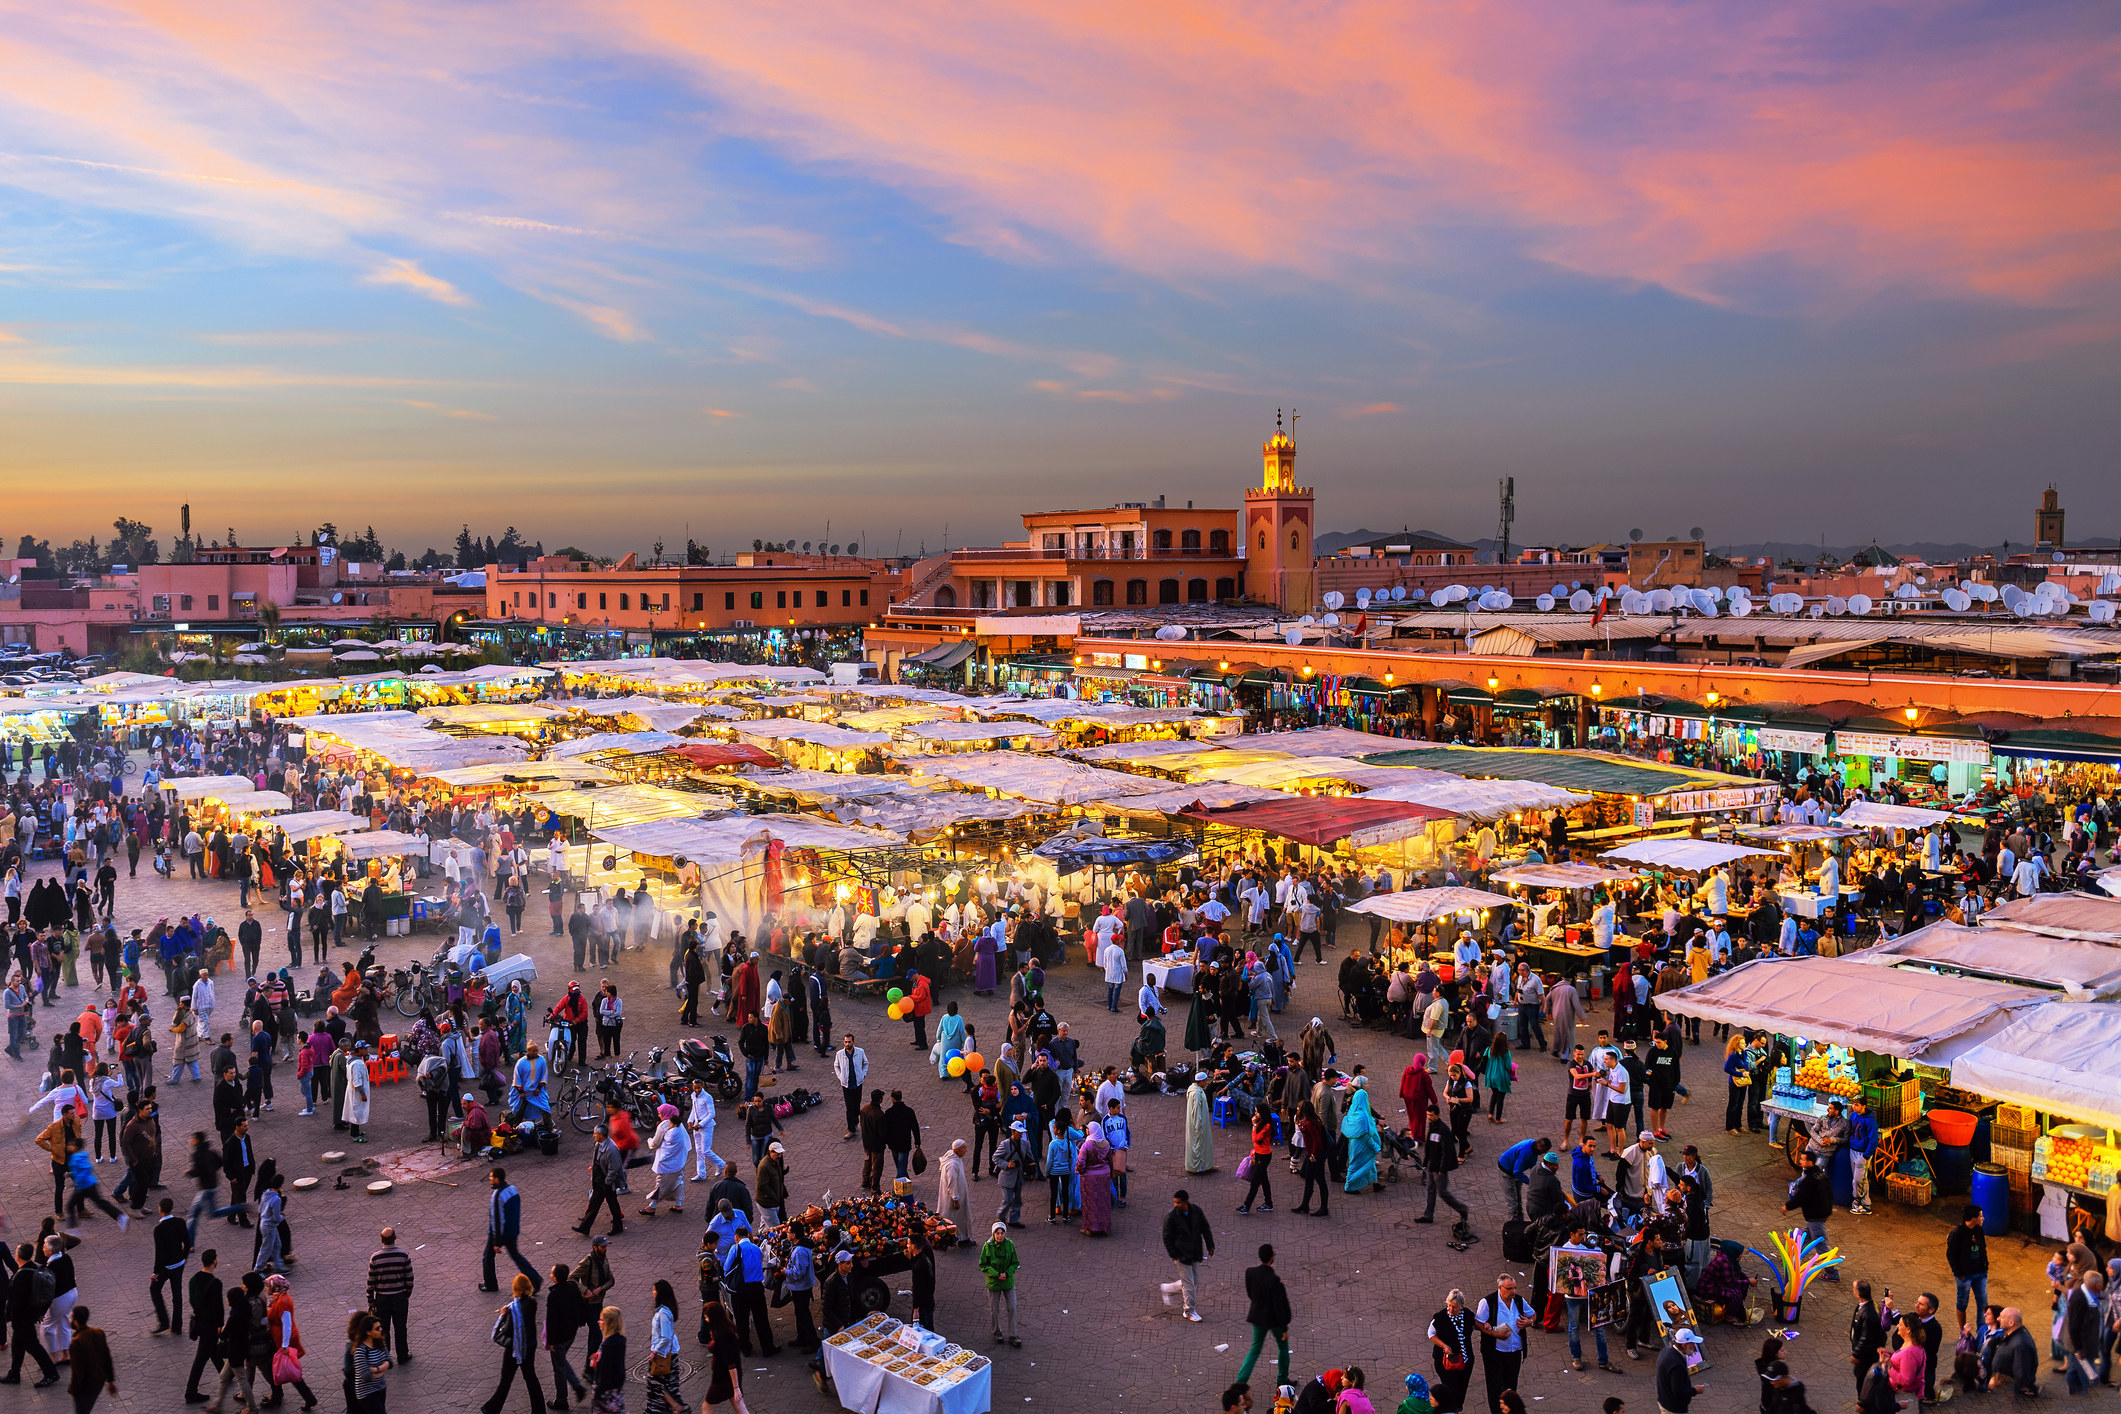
[672, 1035, 745, 1106]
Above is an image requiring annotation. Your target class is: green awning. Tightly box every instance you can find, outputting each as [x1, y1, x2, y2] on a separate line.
[1356, 744, 1755, 797]
[1494, 688, 1549, 707]
[1445, 687, 1495, 704]
[1990, 730, 2121, 765]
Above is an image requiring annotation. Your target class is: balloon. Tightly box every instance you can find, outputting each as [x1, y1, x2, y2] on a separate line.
[886, 1002, 902, 1020]
[887, 988, 904, 1004]
[965, 1052, 986, 1072]
[947, 1057, 966, 1077]
[1448, 1049, 1465, 1068]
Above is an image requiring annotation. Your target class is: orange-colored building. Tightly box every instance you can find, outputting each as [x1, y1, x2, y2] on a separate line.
[482, 554, 904, 631]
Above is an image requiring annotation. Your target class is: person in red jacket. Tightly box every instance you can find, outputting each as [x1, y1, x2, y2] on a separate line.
[905, 974, 933, 1050]
[545, 982, 589, 1073]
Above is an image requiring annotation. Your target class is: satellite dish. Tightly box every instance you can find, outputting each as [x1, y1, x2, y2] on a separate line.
[1570, 580, 1582, 591]
[1847, 594, 1873, 615]
[1808, 603, 1826, 618]
[2089, 602, 2117, 623]
[1299, 615, 1315, 625]
[1689, 527, 1703, 541]
[1321, 613, 1339, 626]
[1728, 599, 1752, 618]
[1825, 596, 1848, 615]
[330, 592, 342, 604]
[1391, 586, 1407, 601]
[1549, 583, 1568, 599]
[1494, 591, 1514, 610]
[1646, 588, 1673, 613]
[1568, 589, 1593, 612]
[1322, 591, 1344, 610]
[1429, 589, 1450, 607]
[2054, 551, 2066, 563]
[2101, 573, 2120, 595]
[1153, 625, 1186, 641]
[1285, 629, 1304, 646]
[1535, 594, 1555, 611]
[1628, 529, 1644, 543]
[1355, 588, 1372, 607]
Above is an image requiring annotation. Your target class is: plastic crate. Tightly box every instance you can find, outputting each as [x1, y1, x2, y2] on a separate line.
[1864, 1075, 1920, 1114]
[2010, 1182, 2042, 1214]
[1886, 1172, 1934, 1207]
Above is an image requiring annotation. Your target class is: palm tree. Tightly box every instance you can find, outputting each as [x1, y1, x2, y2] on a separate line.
[256, 596, 282, 645]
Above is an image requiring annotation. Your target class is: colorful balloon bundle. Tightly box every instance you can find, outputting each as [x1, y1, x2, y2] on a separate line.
[942, 1050, 984, 1078]
[886, 987, 907, 1020]
[1747, 1227, 1845, 1310]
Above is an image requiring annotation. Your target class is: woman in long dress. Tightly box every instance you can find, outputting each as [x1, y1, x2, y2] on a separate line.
[933, 1003, 968, 1079]
[1341, 1077, 1382, 1193]
[1183, 1079, 1216, 1174]
[1076, 1122, 1114, 1235]
[973, 924, 999, 996]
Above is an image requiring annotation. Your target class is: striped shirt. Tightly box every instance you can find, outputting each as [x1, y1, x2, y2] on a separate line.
[366, 1247, 415, 1302]
[353, 1343, 390, 1398]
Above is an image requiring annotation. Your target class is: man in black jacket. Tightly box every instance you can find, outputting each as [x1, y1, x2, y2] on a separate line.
[1655, 1327, 1703, 1412]
[184, 1248, 224, 1403]
[2, 1243, 59, 1386]
[543, 1263, 590, 1408]
[1418, 1111, 1469, 1230]
[222, 1119, 256, 1227]
[1162, 1189, 1215, 1323]
[236, 911, 262, 979]
[1847, 1279, 1885, 1392]
[1238, 1244, 1290, 1387]
[1945, 1204, 1989, 1326]
[882, 1091, 920, 1182]
[150, 1196, 193, 1334]
[1781, 1151, 1839, 1281]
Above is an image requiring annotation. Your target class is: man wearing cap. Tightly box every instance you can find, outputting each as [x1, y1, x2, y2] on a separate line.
[756, 1141, 789, 1227]
[1656, 1328, 1704, 1413]
[978, 1222, 1021, 1347]
[1759, 1358, 1816, 1414]
[994, 1119, 1031, 1227]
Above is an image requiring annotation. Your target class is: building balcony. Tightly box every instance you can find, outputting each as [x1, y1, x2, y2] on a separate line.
[949, 546, 1238, 563]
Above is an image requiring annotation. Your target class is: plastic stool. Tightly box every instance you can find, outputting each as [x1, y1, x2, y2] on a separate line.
[1211, 1095, 1237, 1127]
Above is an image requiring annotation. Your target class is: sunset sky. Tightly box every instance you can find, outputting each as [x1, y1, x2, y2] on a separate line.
[2, 0, 2116, 558]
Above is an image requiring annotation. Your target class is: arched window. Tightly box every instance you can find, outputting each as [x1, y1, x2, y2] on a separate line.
[1126, 579, 1148, 605]
[1092, 579, 1114, 606]
[1290, 530, 1300, 550]
[1180, 529, 1201, 551]
[934, 585, 957, 608]
[1158, 579, 1180, 604]
[1215, 577, 1235, 600]
[1258, 530, 1267, 550]
[1152, 529, 1173, 550]
[1209, 529, 1229, 555]
[1187, 578, 1208, 603]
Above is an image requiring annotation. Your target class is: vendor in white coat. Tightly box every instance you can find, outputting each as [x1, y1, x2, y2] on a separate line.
[343, 1039, 373, 1141]
[1817, 849, 1841, 900]
[190, 968, 215, 1038]
[1705, 867, 1730, 916]
[903, 893, 932, 939]
[1591, 898, 1617, 951]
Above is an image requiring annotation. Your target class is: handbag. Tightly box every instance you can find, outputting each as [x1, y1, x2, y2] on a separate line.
[912, 1144, 928, 1176]
[649, 1353, 674, 1378]
[271, 1348, 303, 1384]
[1235, 1153, 1256, 1182]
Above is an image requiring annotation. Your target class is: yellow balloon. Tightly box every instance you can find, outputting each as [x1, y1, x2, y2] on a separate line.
[947, 1057, 966, 1077]
[886, 1003, 902, 1020]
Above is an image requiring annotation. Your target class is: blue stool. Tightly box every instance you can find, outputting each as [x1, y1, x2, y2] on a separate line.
[1211, 1096, 1237, 1127]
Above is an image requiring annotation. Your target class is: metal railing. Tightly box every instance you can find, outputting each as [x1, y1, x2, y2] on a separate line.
[946, 545, 1235, 562]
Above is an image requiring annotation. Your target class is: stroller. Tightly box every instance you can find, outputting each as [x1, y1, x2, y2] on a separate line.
[1381, 1125, 1424, 1183]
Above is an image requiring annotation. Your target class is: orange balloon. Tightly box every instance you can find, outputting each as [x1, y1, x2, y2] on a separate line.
[965, 1052, 985, 1072]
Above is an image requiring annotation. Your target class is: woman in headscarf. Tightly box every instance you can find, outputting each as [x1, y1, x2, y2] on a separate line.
[933, 1001, 968, 1080]
[1341, 1076, 1383, 1194]
[973, 921, 1000, 996]
[1183, 973, 1216, 1056]
[1077, 1121, 1114, 1235]
[1398, 1053, 1437, 1134]
[1183, 1076, 1216, 1174]
[503, 979, 528, 1058]
[1000, 1079, 1039, 1140]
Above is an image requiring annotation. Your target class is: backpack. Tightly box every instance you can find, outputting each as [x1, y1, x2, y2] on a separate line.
[24, 1264, 55, 1311]
[418, 1059, 448, 1096]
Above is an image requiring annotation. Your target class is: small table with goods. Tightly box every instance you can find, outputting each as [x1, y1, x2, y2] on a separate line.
[1144, 954, 1197, 994]
[822, 1313, 992, 1414]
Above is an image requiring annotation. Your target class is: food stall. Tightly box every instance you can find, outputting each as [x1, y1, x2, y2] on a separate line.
[338, 831, 434, 935]
[1949, 1003, 2121, 1242]
[1600, 838, 1783, 936]
[823, 1312, 991, 1414]
[1342, 887, 1517, 973]
[1486, 861, 1641, 978]
[1656, 956, 2047, 1202]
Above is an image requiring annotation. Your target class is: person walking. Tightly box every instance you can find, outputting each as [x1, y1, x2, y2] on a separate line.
[1946, 1204, 1989, 1328]
[348, 1311, 392, 1414]
[1291, 1101, 1329, 1218]
[541, 1264, 590, 1410]
[833, 1036, 868, 1140]
[1473, 1274, 1534, 1414]
[994, 1119, 1029, 1227]
[697, 1299, 749, 1414]
[262, 1272, 318, 1410]
[482, 1167, 543, 1295]
[67, 1304, 118, 1413]
[858, 1090, 888, 1194]
[724, 1226, 779, 1358]
[1655, 1327, 1704, 1413]
[1418, 1109, 1469, 1233]
[206, 1271, 269, 1414]
[1237, 1244, 1291, 1389]
[184, 1247, 226, 1403]
[150, 1196, 193, 1335]
[586, 1307, 624, 1414]
[2, 1241, 60, 1387]
[1162, 1189, 1215, 1324]
[573, 1126, 626, 1238]
[643, 1281, 682, 1414]
[979, 1221, 1020, 1348]
[364, 1228, 414, 1366]
[1238, 1109, 1276, 1214]
[481, 1274, 546, 1414]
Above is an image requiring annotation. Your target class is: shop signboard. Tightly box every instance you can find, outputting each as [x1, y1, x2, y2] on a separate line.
[1660, 785, 1780, 815]
[1632, 802, 1656, 828]
[1836, 731, 1989, 765]
[1758, 727, 1829, 754]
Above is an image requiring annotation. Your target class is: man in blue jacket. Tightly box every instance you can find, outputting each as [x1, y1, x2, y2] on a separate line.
[481, 1166, 542, 1294]
[1496, 1135, 1552, 1224]
[1846, 1095, 1880, 1215]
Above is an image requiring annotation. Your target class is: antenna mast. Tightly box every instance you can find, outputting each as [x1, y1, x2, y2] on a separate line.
[1497, 477, 1515, 566]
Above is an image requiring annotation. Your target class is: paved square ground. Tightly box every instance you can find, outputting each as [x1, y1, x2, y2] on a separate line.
[1, 857, 2063, 1413]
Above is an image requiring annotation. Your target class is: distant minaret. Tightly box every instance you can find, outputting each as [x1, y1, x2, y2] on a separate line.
[1244, 410, 1315, 613]
[2036, 486, 2066, 552]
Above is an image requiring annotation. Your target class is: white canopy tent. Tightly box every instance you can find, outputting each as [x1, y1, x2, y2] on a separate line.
[423, 761, 619, 788]
[159, 774, 256, 801]
[535, 784, 725, 829]
[1601, 839, 1783, 871]
[1856, 920, 2121, 1000]
[1488, 862, 1639, 891]
[1983, 894, 2121, 943]
[1948, 1003, 2121, 1132]
[416, 702, 568, 727]
[1835, 800, 1957, 830]
[270, 810, 371, 843]
[557, 695, 716, 732]
[897, 719, 1058, 746]
[1086, 782, 1295, 816]
[546, 730, 683, 760]
[210, 789, 294, 815]
[340, 829, 432, 862]
[1343, 887, 1518, 922]
[1073, 740, 1226, 764]
[1653, 956, 2045, 1061]
[909, 752, 1167, 804]
[733, 721, 890, 750]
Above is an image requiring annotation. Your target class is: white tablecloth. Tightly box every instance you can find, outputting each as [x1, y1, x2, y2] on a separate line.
[822, 1344, 992, 1414]
[1144, 959, 1196, 993]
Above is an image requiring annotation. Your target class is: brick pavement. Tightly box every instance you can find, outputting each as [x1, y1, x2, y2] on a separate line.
[1, 858, 2064, 1414]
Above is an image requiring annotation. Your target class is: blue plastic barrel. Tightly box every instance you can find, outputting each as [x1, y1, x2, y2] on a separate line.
[1971, 1163, 2011, 1236]
[1932, 1142, 1976, 1196]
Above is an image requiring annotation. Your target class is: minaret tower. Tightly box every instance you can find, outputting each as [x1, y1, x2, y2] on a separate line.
[1244, 410, 1315, 613]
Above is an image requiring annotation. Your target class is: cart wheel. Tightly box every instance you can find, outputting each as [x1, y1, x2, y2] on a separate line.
[394, 990, 421, 1019]
[570, 1089, 600, 1134]
[854, 1276, 891, 1314]
[1782, 1118, 1810, 1172]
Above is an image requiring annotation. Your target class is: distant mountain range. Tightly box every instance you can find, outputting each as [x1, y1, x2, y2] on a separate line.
[1316, 528, 2119, 564]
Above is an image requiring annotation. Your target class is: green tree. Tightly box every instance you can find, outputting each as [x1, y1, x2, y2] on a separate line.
[651, 539, 665, 565]
[256, 596, 282, 644]
[686, 539, 711, 565]
[752, 539, 763, 552]
[13, 535, 52, 569]
[452, 524, 479, 569]
[385, 551, 407, 571]
[112, 518, 158, 565]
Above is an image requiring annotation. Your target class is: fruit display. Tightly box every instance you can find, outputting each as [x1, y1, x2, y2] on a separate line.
[759, 1194, 958, 1272]
[2033, 1130, 2119, 1194]
[1793, 1053, 1861, 1100]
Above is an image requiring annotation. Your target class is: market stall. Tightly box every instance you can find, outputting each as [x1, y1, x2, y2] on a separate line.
[1486, 861, 1641, 975]
[1344, 886, 1518, 971]
[1948, 1002, 2121, 1240]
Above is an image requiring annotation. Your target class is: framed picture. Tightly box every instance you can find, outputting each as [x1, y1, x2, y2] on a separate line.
[1550, 1244, 1607, 1295]
[1642, 1265, 1700, 1335]
[1587, 1279, 1628, 1330]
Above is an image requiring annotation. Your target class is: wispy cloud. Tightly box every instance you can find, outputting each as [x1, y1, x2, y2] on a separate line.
[401, 399, 495, 419]
[200, 330, 361, 347]
[1344, 402, 1400, 417]
[704, 407, 740, 418]
[540, 294, 648, 342]
[365, 259, 470, 307]
[445, 212, 625, 241]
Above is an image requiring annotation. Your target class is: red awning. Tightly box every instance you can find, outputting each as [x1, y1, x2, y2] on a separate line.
[1178, 796, 1452, 849]
[663, 742, 780, 771]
